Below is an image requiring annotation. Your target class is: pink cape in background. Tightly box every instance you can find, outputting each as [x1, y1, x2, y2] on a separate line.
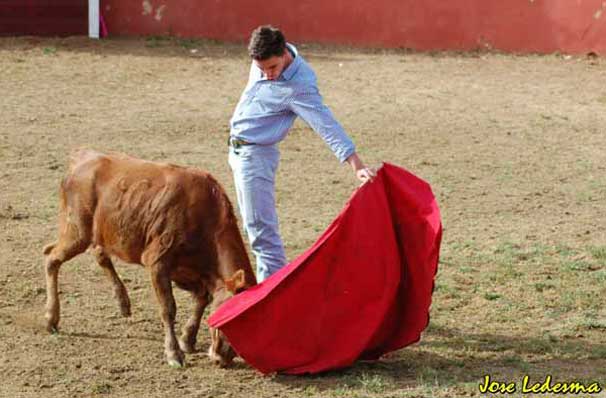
[208, 163, 442, 374]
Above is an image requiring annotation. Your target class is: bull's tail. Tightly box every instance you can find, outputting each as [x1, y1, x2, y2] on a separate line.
[207, 175, 237, 233]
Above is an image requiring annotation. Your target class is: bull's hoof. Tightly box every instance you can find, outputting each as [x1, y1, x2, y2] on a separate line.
[46, 323, 59, 334]
[168, 359, 185, 369]
[45, 315, 59, 334]
[120, 304, 131, 318]
[166, 350, 185, 368]
[208, 350, 233, 368]
[210, 357, 233, 368]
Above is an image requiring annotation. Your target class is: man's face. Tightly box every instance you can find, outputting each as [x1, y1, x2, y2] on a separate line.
[254, 52, 289, 81]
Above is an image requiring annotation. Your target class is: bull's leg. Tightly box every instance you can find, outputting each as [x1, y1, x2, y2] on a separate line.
[43, 239, 88, 333]
[91, 246, 131, 317]
[178, 290, 209, 353]
[149, 261, 185, 368]
[44, 188, 94, 334]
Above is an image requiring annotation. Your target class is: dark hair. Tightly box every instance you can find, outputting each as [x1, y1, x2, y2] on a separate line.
[248, 25, 286, 60]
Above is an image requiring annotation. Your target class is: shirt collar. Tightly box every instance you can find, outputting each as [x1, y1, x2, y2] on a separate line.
[279, 43, 301, 81]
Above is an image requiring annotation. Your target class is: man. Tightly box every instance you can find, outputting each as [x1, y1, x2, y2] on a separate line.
[228, 25, 375, 281]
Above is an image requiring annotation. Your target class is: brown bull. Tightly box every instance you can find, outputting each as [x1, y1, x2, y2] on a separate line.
[43, 149, 256, 367]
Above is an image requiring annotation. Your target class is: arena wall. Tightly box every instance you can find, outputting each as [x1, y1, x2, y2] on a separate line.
[4, 0, 605, 54]
[101, 0, 606, 54]
[0, 0, 87, 36]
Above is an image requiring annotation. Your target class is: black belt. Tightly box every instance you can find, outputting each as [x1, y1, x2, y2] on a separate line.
[228, 136, 255, 149]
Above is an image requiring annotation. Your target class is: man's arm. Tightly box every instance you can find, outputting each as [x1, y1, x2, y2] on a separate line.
[289, 90, 375, 183]
[289, 89, 354, 162]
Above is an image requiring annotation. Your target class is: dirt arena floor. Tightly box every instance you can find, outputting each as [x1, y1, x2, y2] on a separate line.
[1, 36, 605, 398]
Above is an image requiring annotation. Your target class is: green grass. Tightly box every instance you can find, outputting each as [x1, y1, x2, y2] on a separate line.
[593, 269, 606, 282]
[589, 245, 606, 262]
[579, 319, 606, 330]
[484, 292, 501, 301]
[300, 385, 319, 396]
[533, 282, 555, 292]
[145, 35, 170, 48]
[562, 259, 593, 271]
[358, 372, 388, 394]
[177, 38, 202, 50]
[502, 355, 531, 372]
[43, 47, 57, 55]
[144, 36, 205, 51]
[91, 382, 112, 395]
[432, 240, 605, 355]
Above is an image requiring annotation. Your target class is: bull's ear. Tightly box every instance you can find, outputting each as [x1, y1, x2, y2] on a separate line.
[225, 269, 246, 293]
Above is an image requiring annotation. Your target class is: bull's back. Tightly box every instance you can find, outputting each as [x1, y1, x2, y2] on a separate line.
[66, 150, 220, 265]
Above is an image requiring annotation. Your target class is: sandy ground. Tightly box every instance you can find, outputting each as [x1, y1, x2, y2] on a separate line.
[1, 36, 605, 397]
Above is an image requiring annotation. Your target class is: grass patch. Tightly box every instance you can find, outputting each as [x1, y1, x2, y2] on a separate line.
[358, 373, 388, 394]
[579, 319, 606, 330]
[415, 365, 456, 389]
[91, 382, 112, 395]
[178, 38, 202, 50]
[434, 282, 461, 299]
[562, 260, 593, 272]
[589, 246, 606, 262]
[587, 346, 606, 359]
[534, 282, 555, 292]
[43, 47, 57, 55]
[484, 292, 501, 301]
[502, 355, 530, 371]
[593, 269, 606, 282]
[145, 35, 170, 48]
[331, 385, 355, 397]
[300, 385, 319, 396]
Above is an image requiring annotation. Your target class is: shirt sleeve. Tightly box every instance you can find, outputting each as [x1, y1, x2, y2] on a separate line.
[289, 88, 356, 163]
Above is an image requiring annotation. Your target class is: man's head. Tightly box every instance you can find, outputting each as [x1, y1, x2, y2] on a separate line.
[248, 25, 291, 80]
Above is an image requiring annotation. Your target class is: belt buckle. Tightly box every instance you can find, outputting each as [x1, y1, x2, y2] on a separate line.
[229, 137, 242, 155]
[228, 136, 240, 149]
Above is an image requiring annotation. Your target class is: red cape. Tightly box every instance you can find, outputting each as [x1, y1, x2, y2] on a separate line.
[208, 163, 442, 374]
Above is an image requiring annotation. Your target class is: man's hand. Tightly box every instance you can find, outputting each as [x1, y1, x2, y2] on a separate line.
[356, 167, 376, 184]
[346, 152, 376, 184]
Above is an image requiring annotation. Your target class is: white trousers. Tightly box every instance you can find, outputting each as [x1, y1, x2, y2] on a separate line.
[228, 144, 287, 281]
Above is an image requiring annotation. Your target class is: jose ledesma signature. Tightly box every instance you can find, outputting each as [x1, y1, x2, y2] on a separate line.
[479, 374, 602, 395]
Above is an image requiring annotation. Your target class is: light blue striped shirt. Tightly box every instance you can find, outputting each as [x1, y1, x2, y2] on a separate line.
[230, 44, 356, 163]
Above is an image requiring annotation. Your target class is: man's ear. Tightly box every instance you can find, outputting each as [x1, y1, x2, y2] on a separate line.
[225, 269, 246, 293]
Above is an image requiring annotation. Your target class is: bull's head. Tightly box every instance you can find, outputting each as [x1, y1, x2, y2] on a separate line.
[208, 269, 247, 367]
